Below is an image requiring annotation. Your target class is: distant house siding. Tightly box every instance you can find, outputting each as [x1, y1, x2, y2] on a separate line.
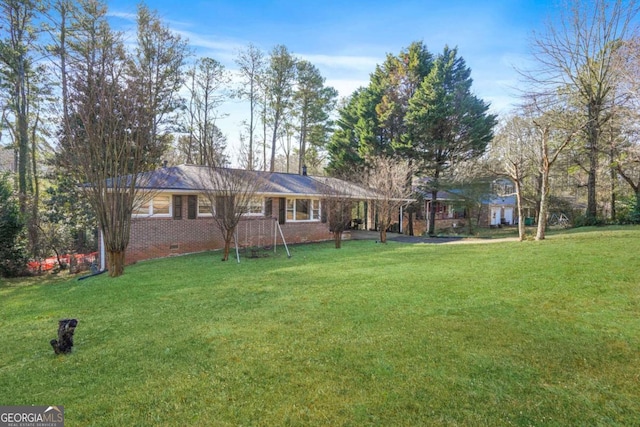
[122, 196, 333, 264]
[0, 148, 15, 173]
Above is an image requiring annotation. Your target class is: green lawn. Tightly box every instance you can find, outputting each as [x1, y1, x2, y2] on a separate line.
[1, 227, 639, 426]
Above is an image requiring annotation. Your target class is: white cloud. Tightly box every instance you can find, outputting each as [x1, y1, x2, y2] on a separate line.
[107, 11, 137, 21]
[174, 30, 245, 53]
[325, 78, 369, 98]
[298, 54, 380, 72]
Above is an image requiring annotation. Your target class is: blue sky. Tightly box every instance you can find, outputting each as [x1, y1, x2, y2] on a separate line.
[106, 0, 558, 162]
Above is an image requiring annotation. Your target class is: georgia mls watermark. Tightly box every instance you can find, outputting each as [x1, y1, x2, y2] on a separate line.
[0, 406, 64, 427]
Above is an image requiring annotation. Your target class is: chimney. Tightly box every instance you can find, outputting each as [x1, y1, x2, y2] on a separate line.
[302, 165, 307, 176]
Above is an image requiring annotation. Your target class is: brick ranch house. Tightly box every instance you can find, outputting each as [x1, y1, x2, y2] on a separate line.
[98, 164, 380, 266]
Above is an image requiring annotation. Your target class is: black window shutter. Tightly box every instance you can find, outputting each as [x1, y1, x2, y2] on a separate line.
[265, 198, 273, 217]
[321, 199, 327, 223]
[278, 197, 286, 224]
[187, 195, 197, 219]
[173, 195, 182, 219]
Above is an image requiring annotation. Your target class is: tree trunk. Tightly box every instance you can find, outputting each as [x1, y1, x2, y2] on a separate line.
[536, 164, 549, 241]
[30, 113, 41, 258]
[408, 212, 414, 236]
[586, 150, 598, 221]
[107, 250, 126, 277]
[428, 189, 438, 236]
[298, 124, 307, 175]
[248, 82, 255, 171]
[262, 100, 268, 171]
[515, 180, 526, 241]
[221, 227, 237, 262]
[609, 144, 616, 221]
[333, 231, 342, 248]
[222, 229, 234, 261]
[18, 77, 29, 216]
[379, 227, 387, 243]
[585, 113, 599, 221]
[222, 240, 231, 261]
[534, 172, 542, 221]
[270, 116, 279, 172]
[467, 208, 474, 235]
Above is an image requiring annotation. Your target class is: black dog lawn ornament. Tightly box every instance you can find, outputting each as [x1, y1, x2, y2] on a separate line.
[50, 318, 78, 355]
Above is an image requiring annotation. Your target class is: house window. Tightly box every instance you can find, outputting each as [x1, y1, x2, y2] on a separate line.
[132, 195, 171, 217]
[286, 198, 321, 221]
[492, 180, 515, 196]
[132, 199, 151, 216]
[152, 195, 171, 216]
[198, 196, 213, 216]
[244, 197, 264, 215]
[311, 199, 320, 219]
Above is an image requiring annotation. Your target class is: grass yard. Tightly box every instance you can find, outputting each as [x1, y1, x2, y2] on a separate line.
[1, 227, 639, 426]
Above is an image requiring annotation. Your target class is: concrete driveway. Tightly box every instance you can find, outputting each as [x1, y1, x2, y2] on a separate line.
[350, 230, 519, 245]
[350, 230, 463, 244]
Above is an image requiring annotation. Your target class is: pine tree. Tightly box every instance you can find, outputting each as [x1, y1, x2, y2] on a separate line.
[404, 46, 496, 234]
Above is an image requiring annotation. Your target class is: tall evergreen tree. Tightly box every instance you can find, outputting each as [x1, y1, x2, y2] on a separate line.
[293, 60, 337, 174]
[375, 41, 433, 152]
[0, 172, 27, 277]
[0, 0, 43, 215]
[327, 90, 367, 175]
[327, 41, 433, 175]
[127, 4, 190, 166]
[404, 46, 496, 234]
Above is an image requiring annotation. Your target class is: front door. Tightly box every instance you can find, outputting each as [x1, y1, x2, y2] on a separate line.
[490, 207, 501, 226]
[504, 207, 513, 225]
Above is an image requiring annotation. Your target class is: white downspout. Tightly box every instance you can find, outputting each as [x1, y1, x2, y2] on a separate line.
[100, 230, 106, 271]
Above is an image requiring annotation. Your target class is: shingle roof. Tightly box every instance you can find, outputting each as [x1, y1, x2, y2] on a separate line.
[134, 164, 373, 199]
[415, 185, 516, 205]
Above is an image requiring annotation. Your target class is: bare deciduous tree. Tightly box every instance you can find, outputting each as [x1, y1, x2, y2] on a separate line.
[488, 115, 538, 240]
[61, 4, 136, 277]
[612, 38, 640, 217]
[197, 157, 268, 261]
[314, 175, 359, 249]
[364, 155, 415, 243]
[182, 57, 230, 166]
[522, 0, 638, 222]
[264, 45, 296, 172]
[59, 1, 185, 277]
[234, 43, 264, 171]
[525, 97, 582, 240]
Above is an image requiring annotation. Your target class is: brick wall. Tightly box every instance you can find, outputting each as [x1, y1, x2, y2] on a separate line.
[119, 196, 335, 264]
